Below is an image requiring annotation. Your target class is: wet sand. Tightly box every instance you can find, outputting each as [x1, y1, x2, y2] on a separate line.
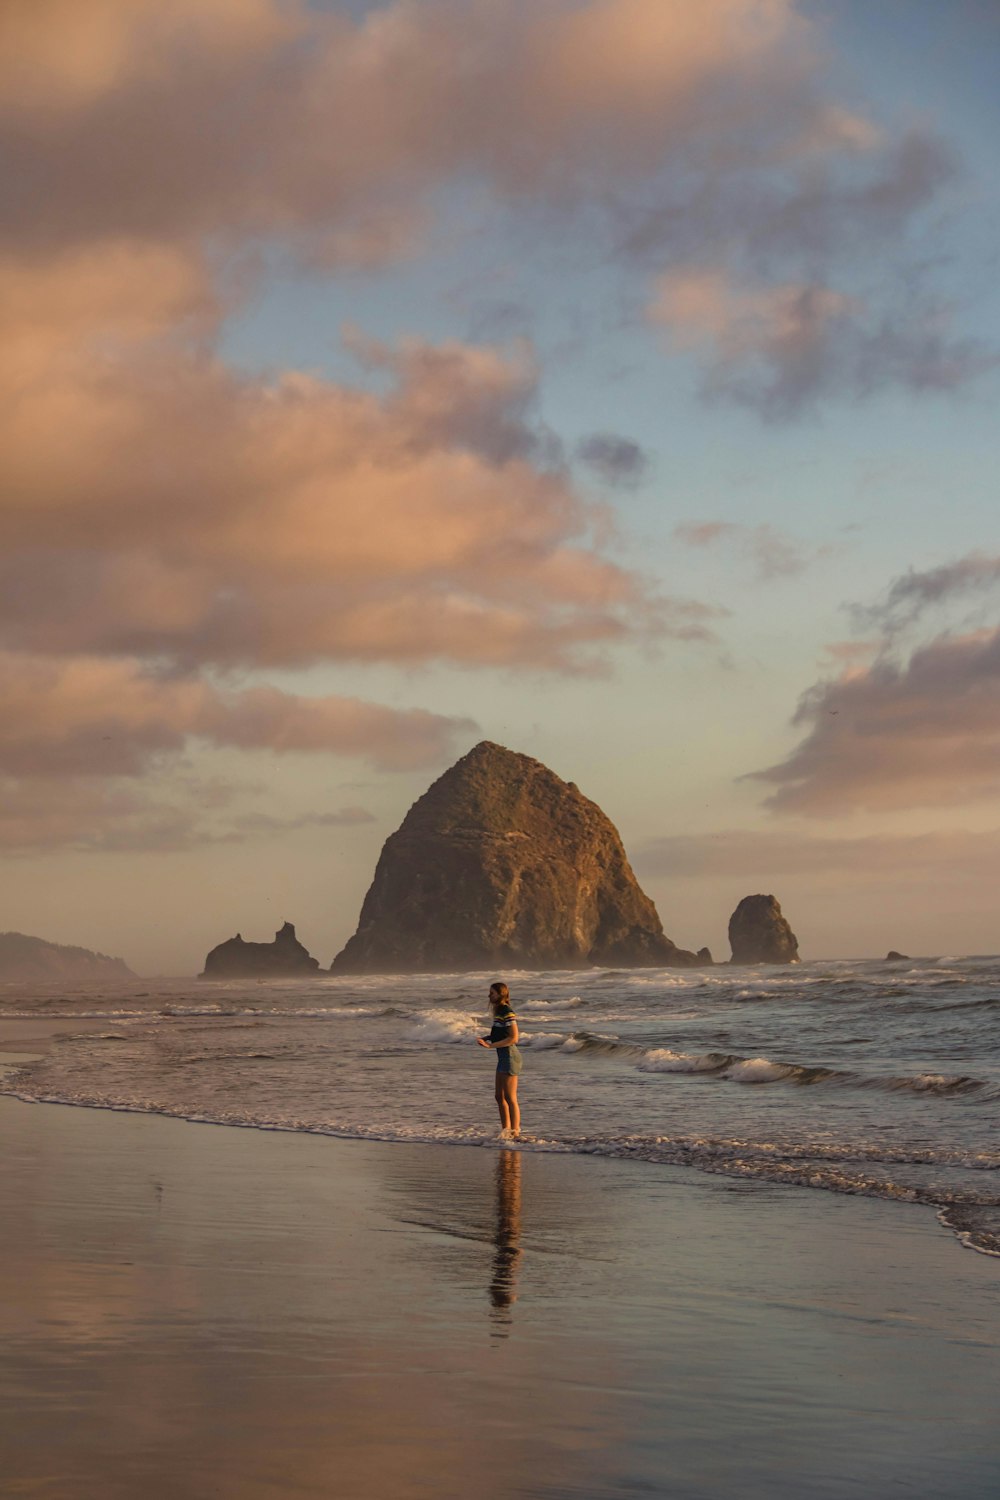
[2, 1095, 999, 1499]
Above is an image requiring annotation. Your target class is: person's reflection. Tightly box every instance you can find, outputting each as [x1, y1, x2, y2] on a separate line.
[489, 1149, 522, 1336]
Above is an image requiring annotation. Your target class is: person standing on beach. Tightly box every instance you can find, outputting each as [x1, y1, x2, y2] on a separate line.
[477, 981, 522, 1137]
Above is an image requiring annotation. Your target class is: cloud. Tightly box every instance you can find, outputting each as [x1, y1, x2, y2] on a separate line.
[0, 777, 377, 855]
[852, 553, 1000, 636]
[0, 654, 475, 778]
[0, 645, 467, 851]
[649, 265, 994, 417]
[624, 128, 955, 269]
[0, 1, 846, 258]
[0, 240, 709, 672]
[635, 826, 1000, 881]
[650, 268, 857, 416]
[2, 2, 987, 430]
[0, 226, 716, 848]
[748, 626, 1000, 814]
[576, 433, 650, 488]
[673, 519, 824, 578]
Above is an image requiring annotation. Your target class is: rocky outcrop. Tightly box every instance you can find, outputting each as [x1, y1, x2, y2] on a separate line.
[332, 741, 699, 973]
[0, 931, 135, 982]
[201, 922, 320, 978]
[728, 895, 799, 965]
[884, 950, 910, 962]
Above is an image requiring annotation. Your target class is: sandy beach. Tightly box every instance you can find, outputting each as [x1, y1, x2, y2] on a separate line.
[3, 1091, 999, 1500]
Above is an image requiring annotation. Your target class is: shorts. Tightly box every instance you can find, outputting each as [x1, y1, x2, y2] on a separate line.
[496, 1046, 523, 1077]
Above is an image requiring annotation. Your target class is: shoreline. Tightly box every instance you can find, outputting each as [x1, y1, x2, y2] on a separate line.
[4, 1094, 1000, 1497]
[3, 1045, 996, 1262]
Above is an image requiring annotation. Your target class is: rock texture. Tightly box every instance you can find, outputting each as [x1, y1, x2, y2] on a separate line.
[0, 931, 134, 982]
[332, 741, 699, 973]
[728, 895, 799, 965]
[202, 922, 320, 978]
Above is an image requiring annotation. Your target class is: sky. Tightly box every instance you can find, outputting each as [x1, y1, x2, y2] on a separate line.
[1, 0, 999, 974]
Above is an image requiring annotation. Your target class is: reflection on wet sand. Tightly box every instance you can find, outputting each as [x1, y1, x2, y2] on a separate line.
[489, 1149, 522, 1334]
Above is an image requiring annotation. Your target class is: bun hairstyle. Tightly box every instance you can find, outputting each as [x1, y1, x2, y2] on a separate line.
[489, 980, 510, 1007]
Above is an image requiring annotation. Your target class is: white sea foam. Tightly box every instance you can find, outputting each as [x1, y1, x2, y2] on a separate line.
[720, 1057, 797, 1084]
[520, 1032, 569, 1050]
[637, 1048, 724, 1074]
[407, 1010, 480, 1043]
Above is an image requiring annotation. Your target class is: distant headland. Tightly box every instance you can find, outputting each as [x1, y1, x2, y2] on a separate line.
[0, 931, 134, 983]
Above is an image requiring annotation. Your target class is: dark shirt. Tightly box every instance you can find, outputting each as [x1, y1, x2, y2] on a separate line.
[488, 1004, 516, 1045]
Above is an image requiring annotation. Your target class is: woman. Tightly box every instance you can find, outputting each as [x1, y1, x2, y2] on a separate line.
[476, 981, 522, 1137]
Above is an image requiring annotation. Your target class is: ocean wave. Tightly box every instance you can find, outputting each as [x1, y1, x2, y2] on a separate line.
[634, 1045, 992, 1098]
[637, 1048, 730, 1074]
[407, 1010, 481, 1043]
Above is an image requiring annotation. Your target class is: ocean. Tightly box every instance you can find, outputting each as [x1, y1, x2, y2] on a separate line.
[3, 956, 998, 1260]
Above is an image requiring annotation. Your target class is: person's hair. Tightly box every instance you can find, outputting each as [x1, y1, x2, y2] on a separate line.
[489, 980, 509, 1008]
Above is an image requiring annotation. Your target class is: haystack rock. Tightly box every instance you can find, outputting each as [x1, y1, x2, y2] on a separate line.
[0, 931, 135, 982]
[332, 741, 700, 973]
[728, 894, 800, 965]
[201, 922, 320, 978]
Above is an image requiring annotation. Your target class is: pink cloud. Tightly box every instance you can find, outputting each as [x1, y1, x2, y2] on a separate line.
[0, 242, 707, 671]
[0, 648, 466, 851]
[0, 1, 841, 256]
[649, 263, 993, 417]
[749, 627, 1000, 814]
[0, 653, 475, 777]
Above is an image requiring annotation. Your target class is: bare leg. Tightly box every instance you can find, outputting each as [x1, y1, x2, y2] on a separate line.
[494, 1076, 511, 1132]
[500, 1076, 520, 1136]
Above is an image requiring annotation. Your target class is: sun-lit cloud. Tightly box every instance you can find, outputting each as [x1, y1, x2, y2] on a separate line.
[0, 0, 845, 257]
[0, 240, 700, 673]
[649, 263, 993, 416]
[1, 0, 992, 870]
[0, 648, 460, 851]
[624, 128, 954, 268]
[650, 268, 856, 416]
[749, 626, 1000, 814]
[0, 653, 475, 778]
[746, 555, 1000, 815]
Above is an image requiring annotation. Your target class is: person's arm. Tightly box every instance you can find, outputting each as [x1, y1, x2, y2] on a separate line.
[476, 1017, 519, 1047]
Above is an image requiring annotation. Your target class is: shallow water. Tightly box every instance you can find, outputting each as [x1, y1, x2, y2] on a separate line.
[5, 1102, 1000, 1500]
[3, 955, 999, 1257]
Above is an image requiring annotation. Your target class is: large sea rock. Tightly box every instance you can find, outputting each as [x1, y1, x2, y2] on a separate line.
[0, 931, 135, 982]
[332, 741, 700, 974]
[728, 894, 799, 965]
[202, 921, 320, 978]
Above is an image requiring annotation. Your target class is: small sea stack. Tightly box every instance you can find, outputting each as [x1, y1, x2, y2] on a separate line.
[728, 894, 799, 965]
[884, 950, 910, 962]
[332, 740, 700, 974]
[201, 922, 320, 978]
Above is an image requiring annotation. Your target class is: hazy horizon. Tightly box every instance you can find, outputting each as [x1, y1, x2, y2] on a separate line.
[2, 1, 999, 974]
